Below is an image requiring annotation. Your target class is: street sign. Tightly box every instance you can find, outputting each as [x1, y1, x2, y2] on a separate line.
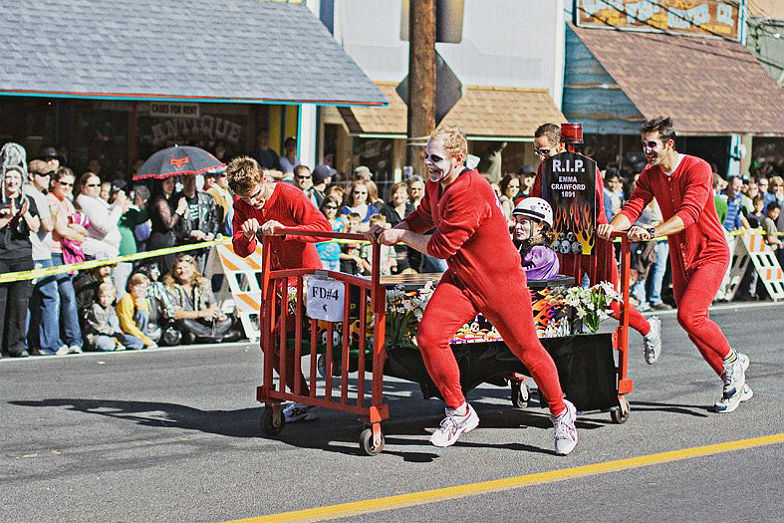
[396, 51, 462, 125]
[541, 152, 597, 255]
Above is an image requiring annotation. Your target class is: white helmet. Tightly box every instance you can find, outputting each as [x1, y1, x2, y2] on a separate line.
[512, 197, 553, 228]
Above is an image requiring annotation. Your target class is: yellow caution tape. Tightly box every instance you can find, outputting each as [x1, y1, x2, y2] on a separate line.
[0, 237, 231, 284]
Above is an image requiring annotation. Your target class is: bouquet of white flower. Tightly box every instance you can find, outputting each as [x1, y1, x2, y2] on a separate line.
[560, 281, 621, 333]
[385, 280, 435, 348]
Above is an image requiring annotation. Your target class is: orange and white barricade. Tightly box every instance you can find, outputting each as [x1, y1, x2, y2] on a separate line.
[215, 242, 264, 341]
[741, 230, 784, 302]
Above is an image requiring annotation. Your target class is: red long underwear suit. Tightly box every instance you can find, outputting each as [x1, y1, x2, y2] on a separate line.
[232, 182, 332, 394]
[618, 155, 731, 375]
[405, 169, 566, 416]
[531, 165, 651, 336]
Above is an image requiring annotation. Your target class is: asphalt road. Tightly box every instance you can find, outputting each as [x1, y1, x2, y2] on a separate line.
[1, 302, 782, 522]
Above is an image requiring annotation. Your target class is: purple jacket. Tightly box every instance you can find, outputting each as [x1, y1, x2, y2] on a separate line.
[520, 244, 559, 281]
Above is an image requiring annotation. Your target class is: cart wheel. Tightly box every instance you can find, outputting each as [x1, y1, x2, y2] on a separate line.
[611, 396, 630, 424]
[261, 407, 286, 435]
[510, 380, 529, 409]
[358, 428, 385, 456]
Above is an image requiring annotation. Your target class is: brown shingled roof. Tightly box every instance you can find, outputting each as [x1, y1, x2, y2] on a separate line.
[572, 25, 784, 136]
[339, 83, 566, 139]
[338, 83, 407, 136]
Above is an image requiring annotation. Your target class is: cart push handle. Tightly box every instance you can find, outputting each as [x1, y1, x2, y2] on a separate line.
[256, 226, 385, 312]
[257, 227, 372, 242]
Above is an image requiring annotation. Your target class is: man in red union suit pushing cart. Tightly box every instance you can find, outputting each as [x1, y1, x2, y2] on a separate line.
[529, 123, 662, 365]
[227, 157, 332, 424]
[372, 127, 578, 455]
[598, 117, 752, 414]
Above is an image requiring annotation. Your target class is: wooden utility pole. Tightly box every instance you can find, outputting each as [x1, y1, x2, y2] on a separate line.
[406, 0, 436, 175]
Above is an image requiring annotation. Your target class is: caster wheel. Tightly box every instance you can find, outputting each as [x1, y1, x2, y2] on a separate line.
[358, 428, 385, 456]
[611, 396, 630, 424]
[510, 380, 529, 409]
[261, 407, 285, 435]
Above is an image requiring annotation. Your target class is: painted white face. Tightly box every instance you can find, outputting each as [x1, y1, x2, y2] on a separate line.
[424, 138, 454, 183]
[513, 215, 542, 242]
[641, 131, 669, 167]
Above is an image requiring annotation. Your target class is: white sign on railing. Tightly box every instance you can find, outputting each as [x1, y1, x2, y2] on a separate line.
[306, 275, 345, 323]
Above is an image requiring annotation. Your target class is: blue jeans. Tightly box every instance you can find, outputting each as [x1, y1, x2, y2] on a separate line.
[122, 309, 150, 350]
[421, 255, 447, 273]
[321, 258, 340, 272]
[646, 241, 669, 306]
[51, 253, 83, 348]
[27, 258, 61, 354]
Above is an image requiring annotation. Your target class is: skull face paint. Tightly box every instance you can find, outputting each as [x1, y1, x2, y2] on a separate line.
[641, 131, 666, 166]
[424, 138, 454, 183]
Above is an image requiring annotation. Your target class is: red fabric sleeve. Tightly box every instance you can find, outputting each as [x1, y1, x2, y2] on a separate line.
[530, 165, 543, 199]
[426, 184, 487, 259]
[404, 189, 434, 234]
[231, 198, 256, 257]
[619, 170, 655, 225]
[280, 188, 332, 242]
[674, 159, 712, 227]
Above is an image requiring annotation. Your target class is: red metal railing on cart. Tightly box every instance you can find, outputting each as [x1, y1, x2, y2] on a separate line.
[256, 228, 388, 452]
[612, 231, 633, 398]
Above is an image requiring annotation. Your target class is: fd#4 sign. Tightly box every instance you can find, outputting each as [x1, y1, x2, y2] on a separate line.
[306, 276, 345, 323]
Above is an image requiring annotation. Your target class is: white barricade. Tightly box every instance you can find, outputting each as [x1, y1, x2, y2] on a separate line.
[215, 242, 263, 342]
[740, 230, 784, 302]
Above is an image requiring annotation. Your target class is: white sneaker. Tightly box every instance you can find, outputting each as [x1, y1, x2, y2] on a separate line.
[714, 353, 748, 414]
[68, 345, 83, 354]
[282, 402, 318, 422]
[643, 317, 662, 365]
[552, 399, 578, 456]
[429, 403, 479, 448]
[55, 345, 69, 356]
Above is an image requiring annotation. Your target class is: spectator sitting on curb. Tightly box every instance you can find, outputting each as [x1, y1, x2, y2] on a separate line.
[116, 272, 160, 349]
[75, 264, 114, 312]
[83, 282, 146, 351]
[162, 253, 240, 344]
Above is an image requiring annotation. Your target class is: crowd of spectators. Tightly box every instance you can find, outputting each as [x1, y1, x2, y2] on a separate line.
[2, 133, 783, 359]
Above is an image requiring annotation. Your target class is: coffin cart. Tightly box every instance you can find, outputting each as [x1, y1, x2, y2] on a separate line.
[256, 229, 634, 455]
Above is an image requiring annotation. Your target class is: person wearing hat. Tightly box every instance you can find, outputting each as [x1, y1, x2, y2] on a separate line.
[25, 160, 60, 355]
[352, 165, 372, 182]
[512, 198, 559, 280]
[515, 165, 537, 201]
[0, 143, 42, 357]
[312, 164, 335, 196]
[37, 146, 60, 174]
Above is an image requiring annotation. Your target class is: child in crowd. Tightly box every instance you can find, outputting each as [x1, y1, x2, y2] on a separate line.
[83, 282, 145, 351]
[747, 195, 766, 228]
[116, 273, 161, 349]
[361, 214, 396, 276]
[316, 195, 344, 271]
[763, 202, 784, 266]
[340, 212, 371, 275]
[511, 198, 559, 280]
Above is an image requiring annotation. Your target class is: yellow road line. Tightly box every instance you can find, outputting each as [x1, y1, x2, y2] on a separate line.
[226, 433, 784, 523]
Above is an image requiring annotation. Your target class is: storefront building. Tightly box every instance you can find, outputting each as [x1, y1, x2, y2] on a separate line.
[0, 0, 384, 179]
[563, 0, 784, 176]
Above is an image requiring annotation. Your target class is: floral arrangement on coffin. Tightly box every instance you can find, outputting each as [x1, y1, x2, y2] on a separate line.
[560, 281, 622, 333]
[385, 280, 436, 348]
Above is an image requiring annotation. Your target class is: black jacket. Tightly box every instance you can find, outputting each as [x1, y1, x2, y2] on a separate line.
[175, 190, 220, 242]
